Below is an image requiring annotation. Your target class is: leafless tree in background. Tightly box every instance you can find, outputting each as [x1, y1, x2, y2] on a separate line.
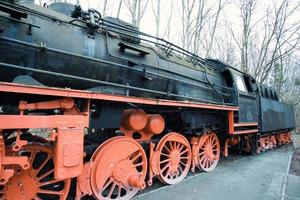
[162, 1, 173, 41]
[253, 0, 300, 83]
[101, 0, 108, 17]
[227, 0, 257, 73]
[124, 0, 150, 27]
[205, 0, 227, 57]
[181, 0, 197, 51]
[151, 0, 161, 38]
[117, 0, 123, 18]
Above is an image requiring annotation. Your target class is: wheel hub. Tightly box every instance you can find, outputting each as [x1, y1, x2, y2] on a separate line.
[169, 150, 180, 173]
[6, 169, 38, 199]
[113, 159, 133, 182]
[205, 145, 215, 160]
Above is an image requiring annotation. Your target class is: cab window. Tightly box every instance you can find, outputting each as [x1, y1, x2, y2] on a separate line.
[234, 74, 247, 92]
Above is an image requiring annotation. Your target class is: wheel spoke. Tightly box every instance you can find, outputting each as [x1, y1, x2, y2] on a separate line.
[102, 178, 113, 192]
[117, 183, 122, 198]
[38, 189, 64, 195]
[107, 182, 117, 198]
[160, 158, 170, 164]
[33, 155, 50, 177]
[180, 149, 188, 155]
[168, 141, 175, 151]
[161, 163, 170, 173]
[38, 179, 62, 187]
[130, 151, 142, 163]
[37, 169, 54, 181]
[179, 160, 187, 167]
[133, 162, 144, 168]
[164, 145, 171, 153]
[178, 144, 184, 152]
[161, 152, 170, 157]
[29, 151, 37, 166]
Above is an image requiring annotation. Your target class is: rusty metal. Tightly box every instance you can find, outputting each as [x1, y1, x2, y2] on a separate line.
[0, 144, 71, 200]
[90, 136, 147, 200]
[192, 133, 220, 172]
[153, 132, 191, 185]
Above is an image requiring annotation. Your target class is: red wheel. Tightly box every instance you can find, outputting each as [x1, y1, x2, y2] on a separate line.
[90, 136, 147, 200]
[155, 132, 191, 185]
[196, 133, 220, 172]
[0, 144, 71, 200]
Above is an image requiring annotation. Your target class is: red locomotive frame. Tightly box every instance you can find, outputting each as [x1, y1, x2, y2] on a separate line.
[0, 82, 292, 200]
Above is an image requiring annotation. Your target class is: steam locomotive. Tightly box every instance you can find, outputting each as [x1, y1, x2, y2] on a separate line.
[0, 1, 295, 200]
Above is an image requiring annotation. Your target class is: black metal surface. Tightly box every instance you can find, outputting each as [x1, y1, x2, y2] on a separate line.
[259, 97, 295, 133]
[0, 1, 234, 105]
[0, 4, 27, 19]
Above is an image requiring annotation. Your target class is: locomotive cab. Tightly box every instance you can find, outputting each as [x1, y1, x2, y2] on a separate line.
[229, 68, 258, 124]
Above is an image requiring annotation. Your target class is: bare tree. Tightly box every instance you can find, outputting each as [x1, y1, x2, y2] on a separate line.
[181, 0, 196, 50]
[124, 0, 150, 27]
[235, 0, 257, 73]
[102, 0, 108, 17]
[180, 0, 228, 57]
[205, 0, 228, 57]
[151, 0, 161, 38]
[254, 0, 300, 82]
[162, 1, 173, 41]
[117, 0, 123, 18]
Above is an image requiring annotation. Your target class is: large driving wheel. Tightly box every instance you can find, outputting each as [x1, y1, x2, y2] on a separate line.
[196, 133, 220, 172]
[155, 132, 192, 185]
[0, 144, 71, 200]
[90, 136, 147, 200]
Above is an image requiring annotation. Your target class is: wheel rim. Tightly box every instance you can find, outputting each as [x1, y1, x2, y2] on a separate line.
[90, 136, 147, 200]
[0, 144, 71, 200]
[197, 133, 220, 172]
[156, 132, 191, 185]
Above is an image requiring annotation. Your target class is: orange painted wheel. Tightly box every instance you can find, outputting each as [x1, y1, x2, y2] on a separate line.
[156, 132, 191, 185]
[0, 144, 71, 200]
[90, 136, 147, 200]
[197, 133, 220, 172]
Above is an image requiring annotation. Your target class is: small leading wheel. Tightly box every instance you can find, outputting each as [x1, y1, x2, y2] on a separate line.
[196, 133, 220, 172]
[0, 144, 71, 200]
[90, 136, 147, 200]
[156, 132, 192, 185]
